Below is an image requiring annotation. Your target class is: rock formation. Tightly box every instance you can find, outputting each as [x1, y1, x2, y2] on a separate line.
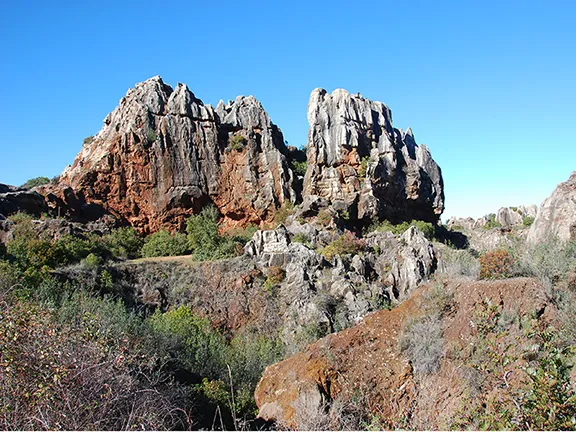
[303, 89, 444, 225]
[254, 277, 550, 429]
[0, 184, 48, 217]
[528, 172, 576, 243]
[52, 77, 296, 233]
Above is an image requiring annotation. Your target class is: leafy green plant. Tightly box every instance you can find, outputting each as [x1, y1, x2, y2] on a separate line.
[372, 219, 436, 240]
[186, 206, 241, 260]
[484, 213, 502, 229]
[292, 233, 311, 246]
[291, 160, 308, 176]
[146, 127, 157, 144]
[20, 176, 50, 189]
[141, 230, 190, 258]
[523, 216, 535, 227]
[229, 134, 247, 151]
[357, 156, 370, 181]
[316, 209, 332, 226]
[104, 227, 143, 259]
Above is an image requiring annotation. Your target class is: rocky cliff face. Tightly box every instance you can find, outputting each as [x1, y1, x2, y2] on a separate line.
[303, 89, 444, 225]
[528, 172, 576, 244]
[54, 77, 296, 232]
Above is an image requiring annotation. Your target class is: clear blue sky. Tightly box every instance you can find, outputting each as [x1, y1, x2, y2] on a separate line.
[1, 0, 575, 220]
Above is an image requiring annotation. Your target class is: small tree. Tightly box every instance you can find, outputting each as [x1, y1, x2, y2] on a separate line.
[141, 230, 190, 258]
[20, 176, 50, 189]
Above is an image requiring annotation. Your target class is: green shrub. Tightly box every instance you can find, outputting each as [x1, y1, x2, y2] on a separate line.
[20, 176, 50, 189]
[292, 233, 311, 246]
[146, 127, 157, 144]
[357, 156, 370, 181]
[479, 249, 514, 279]
[186, 205, 240, 260]
[141, 230, 190, 258]
[483, 213, 502, 229]
[264, 266, 285, 292]
[321, 231, 365, 260]
[83, 135, 94, 145]
[105, 227, 143, 259]
[82, 252, 102, 267]
[373, 219, 435, 240]
[229, 134, 247, 151]
[291, 160, 308, 177]
[514, 237, 576, 290]
[523, 216, 535, 227]
[149, 305, 227, 377]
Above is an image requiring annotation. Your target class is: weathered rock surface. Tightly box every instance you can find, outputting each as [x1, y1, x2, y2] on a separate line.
[245, 224, 437, 350]
[303, 89, 444, 225]
[254, 277, 550, 429]
[528, 172, 576, 243]
[51, 77, 296, 233]
[0, 187, 48, 217]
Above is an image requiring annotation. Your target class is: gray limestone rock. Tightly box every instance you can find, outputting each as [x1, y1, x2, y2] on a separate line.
[303, 88, 444, 224]
[528, 172, 576, 243]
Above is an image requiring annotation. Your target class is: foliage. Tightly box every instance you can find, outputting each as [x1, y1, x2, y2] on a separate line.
[372, 219, 436, 240]
[20, 176, 50, 189]
[82, 135, 94, 145]
[0, 286, 192, 430]
[452, 299, 576, 430]
[291, 160, 308, 177]
[149, 305, 228, 377]
[146, 127, 156, 144]
[229, 134, 247, 151]
[439, 247, 480, 278]
[513, 237, 576, 290]
[523, 216, 535, 226]
[484, 213, 502, 229]
[141, 229, 190, 258]
[357, 156, 370, 181]
[292, 233, 311, 247]
[399, 284, 452, 376]
[186, 205, 240, 260]
[321, 231, 365, 260]
[479, 248, 515, 279]
[226, 224, 258, 245]
[104, 227, 143, 259]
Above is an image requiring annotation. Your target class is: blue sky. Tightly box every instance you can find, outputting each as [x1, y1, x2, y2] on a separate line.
[1, 0, 574, 220]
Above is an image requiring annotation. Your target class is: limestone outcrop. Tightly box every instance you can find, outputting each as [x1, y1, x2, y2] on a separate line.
[303, 89, 444, 225]
[528, 172, 576, 243]
[52, 77, 296, 233]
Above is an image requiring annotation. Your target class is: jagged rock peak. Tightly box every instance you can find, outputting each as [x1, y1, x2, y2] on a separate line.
[303, 88, 444, 224]
[54, 76, 296, 233]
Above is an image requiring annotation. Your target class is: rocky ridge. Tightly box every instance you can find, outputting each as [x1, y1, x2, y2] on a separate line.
[29, 78, 444, 234]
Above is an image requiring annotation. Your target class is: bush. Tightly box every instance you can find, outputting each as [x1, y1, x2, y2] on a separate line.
[400, 314, 444, 375]
[186, 206, 240, 260]
[229, 134, 247, 151]
[146, 127, 156, 144]
[483, 213, 502, 229]
[316, 209, 332, 226]
[141, 230, 190, 258]
[149, 305, 227, 378]
[373, 219, 436, 240]
[321, 231, 365, 260]
[357, 156, 370, 181]
[523, 216, 535, 227]
[291, 160, 308, 177]
[439, 248, 480, 279]
[83, 135, 94, 145]
[20, 176, 50, 189]
[514, 237, 576, 291]
[104, 227, 143, 259]
[264, 266, 285, 292]
[479, 249, 514, 279]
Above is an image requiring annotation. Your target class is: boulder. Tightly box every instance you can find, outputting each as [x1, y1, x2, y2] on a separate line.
[303, 88, 444, 225]
[528, 172, 576, 243]
[0, 189, 48, 217]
